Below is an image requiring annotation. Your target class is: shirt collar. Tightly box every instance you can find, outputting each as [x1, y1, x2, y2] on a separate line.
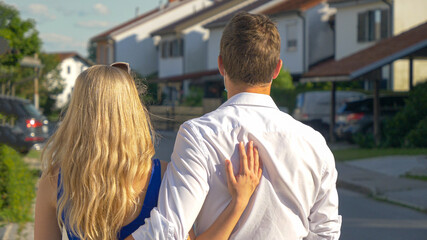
[220, 92, 279, 110]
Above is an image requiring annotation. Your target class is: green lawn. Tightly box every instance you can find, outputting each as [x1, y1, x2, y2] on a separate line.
[25, 149, 41, 159]
[332, 148, 427, 162]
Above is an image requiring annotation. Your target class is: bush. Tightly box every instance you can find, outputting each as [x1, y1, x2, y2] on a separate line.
[0, 144, 35, 223]
[182, 86, 203, 107]
[270, 88, 298, 113]
[384, 81, 427, 147]
[353, 133, 375, 149]
[404, 117, 427, 148]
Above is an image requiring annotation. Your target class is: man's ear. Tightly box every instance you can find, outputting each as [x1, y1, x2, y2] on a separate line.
[218, 55, 225, 76]
[272, 59, 283, 79]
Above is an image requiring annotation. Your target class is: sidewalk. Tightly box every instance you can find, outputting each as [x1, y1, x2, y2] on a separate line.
[336, 155, 427, 212]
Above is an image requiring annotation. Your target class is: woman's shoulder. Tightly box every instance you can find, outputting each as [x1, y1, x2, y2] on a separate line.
[38, 167, 60, 207]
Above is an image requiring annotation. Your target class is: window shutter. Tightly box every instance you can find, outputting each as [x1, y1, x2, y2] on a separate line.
[357, 12, 367, 42]
[368, 10, 375, 41]
[381, 9, 389, 39]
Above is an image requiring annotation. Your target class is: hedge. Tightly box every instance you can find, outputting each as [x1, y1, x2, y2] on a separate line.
[0, 144, 35, 223]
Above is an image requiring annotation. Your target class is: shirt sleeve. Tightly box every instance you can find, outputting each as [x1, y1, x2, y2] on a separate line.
[306, 137, 342, 240]
[133, 121, 210, 240]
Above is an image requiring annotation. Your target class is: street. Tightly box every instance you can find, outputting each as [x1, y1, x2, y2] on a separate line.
[339, 188, 427, 240]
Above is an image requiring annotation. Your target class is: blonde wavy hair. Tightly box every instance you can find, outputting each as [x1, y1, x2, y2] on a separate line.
[41, 65, 155, 240]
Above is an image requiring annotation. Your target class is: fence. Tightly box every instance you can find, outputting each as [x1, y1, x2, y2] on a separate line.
[148, 98, 222, 131]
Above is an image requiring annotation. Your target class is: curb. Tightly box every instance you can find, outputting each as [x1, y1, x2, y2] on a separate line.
[337, 179, 377, 196]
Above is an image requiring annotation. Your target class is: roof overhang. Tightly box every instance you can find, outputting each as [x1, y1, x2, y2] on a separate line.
[150, 69, 220, 83]
[301, 21, 427, 83]
[328, 0, 388, 8]
[300, 75, 350, 83]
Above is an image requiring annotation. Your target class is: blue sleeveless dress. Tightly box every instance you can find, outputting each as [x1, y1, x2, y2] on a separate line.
[57, 159, 161, 240]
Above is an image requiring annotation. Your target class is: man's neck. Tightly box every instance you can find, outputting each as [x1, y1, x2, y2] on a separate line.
[226, 83, 271, 99]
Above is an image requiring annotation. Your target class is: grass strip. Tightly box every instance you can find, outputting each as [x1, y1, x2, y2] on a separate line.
[332, 148, 427, 162]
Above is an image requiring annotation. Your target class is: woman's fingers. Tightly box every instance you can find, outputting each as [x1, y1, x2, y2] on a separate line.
[253, 146, 259, 174]
[225, 159, 237, 186]
[258, 157, 263, 180]
[247, 141, 254, 171]
[239, 142, 248, 175]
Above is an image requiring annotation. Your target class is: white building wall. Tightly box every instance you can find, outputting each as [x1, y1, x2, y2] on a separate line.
[334, 1, 388, 60]
[207, 27, 223, 70]
[274, 14, 304, 74]
[183, 25, 209, 74]
[306, 3, 335, 67]
[159, 35, 184, 78]
[112, 0, 212, 76]
[56, 57, 89, 108]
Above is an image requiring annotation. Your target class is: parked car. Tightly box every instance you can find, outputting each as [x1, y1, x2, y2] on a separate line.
[335, 95, 407, 141]
[293, 91, 366, 139]
[0, 95, 49, 153]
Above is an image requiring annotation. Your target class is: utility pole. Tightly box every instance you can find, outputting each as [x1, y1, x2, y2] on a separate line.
[34, 65, 39, 109]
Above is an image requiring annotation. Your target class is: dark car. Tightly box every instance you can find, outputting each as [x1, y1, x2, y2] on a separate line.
[0, 95, 49, 153]
[335, 95, 407, 142]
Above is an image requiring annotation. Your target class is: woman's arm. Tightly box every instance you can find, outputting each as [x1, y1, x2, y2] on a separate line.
[34, 174, 62, 240]
[192, 141, 262, 240]
[125, 141, 261, 240]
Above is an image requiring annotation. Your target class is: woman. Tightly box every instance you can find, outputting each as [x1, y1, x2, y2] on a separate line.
[34, 63, 262, 240]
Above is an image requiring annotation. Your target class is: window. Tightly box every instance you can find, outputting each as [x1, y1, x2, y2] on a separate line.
[286, 23, 297, 51]
[171, 39, 183, 57]
[67, 66, 71, 74]
[357, 9, 389, 42]
[161, 39, 183, 58]
[161, 41, 169, 58]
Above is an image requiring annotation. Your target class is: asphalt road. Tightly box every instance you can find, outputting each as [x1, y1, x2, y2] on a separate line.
[339, 188, 427, 240]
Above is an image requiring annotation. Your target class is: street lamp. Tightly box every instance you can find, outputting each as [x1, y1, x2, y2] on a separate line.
[20, 55, 42, 110]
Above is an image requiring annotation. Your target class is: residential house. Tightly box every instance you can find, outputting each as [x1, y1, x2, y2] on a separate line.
[150, 0, 263, 105]
[51, 52, 91, 108]
[90, 0, 213, 77]
[150, 0, 336, 106]
[205, 0, 336, 79]
[329, 0, 427, 90]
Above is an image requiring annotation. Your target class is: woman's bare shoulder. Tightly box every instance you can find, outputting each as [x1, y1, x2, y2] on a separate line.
[38, 167, 60, 206]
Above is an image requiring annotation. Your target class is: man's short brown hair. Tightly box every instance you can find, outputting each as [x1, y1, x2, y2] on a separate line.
[220, 12, 281, 85]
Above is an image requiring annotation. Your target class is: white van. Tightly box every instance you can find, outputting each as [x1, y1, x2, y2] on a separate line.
[293, 91, 366, 126]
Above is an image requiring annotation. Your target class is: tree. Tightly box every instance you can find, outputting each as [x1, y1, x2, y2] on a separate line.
[272, 68, 294, 90]
[0, 2, 41, 67]
[0, 2, 64, 116]
[270, 69, 295, 111]
[0, 2, 41, 96]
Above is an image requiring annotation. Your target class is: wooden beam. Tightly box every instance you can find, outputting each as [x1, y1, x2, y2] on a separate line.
[330, 82, 336, 143]
[373, 79, 380, 145]
[409, 57, 414, 90]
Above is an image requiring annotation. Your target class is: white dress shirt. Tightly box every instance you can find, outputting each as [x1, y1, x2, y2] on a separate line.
[133, 92, 342, 240]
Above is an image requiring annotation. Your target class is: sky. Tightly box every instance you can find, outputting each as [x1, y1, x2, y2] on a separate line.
[7, 0, 160, 57]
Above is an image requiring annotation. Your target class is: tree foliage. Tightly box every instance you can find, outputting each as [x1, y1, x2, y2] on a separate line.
[383, 81, 427, 147]
[0, 2, 41, 67]
[0, 2, 64, 116]
[272, 68, 294, 90]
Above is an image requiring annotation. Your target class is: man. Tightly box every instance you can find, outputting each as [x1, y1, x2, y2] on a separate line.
[131, 12, 341, 240]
